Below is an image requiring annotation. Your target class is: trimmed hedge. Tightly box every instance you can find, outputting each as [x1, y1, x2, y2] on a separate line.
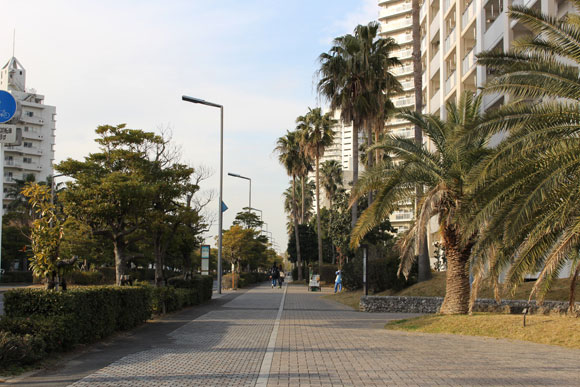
[0, 271, 33, 283]
[3, 286, 152, 343]
[222, 272, 268, 289]
[152, 275, 213, 314]
[0, 331, 46, 368]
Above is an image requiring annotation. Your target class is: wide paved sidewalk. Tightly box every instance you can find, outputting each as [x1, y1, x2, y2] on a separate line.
[9, 283, 580, 386]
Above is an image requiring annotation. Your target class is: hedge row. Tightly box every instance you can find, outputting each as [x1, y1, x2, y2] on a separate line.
[222, 272, 269, 289]
[0, 275, 213, 370]
[0, 271, 33, 283]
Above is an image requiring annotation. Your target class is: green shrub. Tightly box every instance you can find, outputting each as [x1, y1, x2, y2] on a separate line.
[291, 265, 309, 281]
[67, 271, 107, 285]
[0, 331, 46, 368]
[342, 252, 415, 292]
[3, 286, 152, 343]
[0, 271, 33, 283]
[150, 276, 212, 314]
[0, 315, 78, 352]
[319, 264, 338, 284]
[97, 267, 116, 283]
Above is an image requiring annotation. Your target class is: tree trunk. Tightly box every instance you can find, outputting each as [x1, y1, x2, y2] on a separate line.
[439, 226, 470, 314]
[569, 261, 580, 313]
[292, 176, 303, 281]
[300, 176, 306, 224]
[113, 236, 128, 286]
[374, 127, 380, 166]
[154, 234, 164, 287]
[366, 121, 373, 206]
[411, 0, 431, 283]
[316, 156, 323, 271]
[351, 119, 359, 229]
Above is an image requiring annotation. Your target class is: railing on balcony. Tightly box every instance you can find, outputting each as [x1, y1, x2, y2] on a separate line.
[443, 0, 456, 11]
[420, 37, 426, 53]
[430, 89, 441, 112]
[429, 49, 441, 77]
[392, 128, 414, 138]
[462, 48, 476, 74]
[430, 11, 441, 38]
[462, 1, 475, 29]
[420, 0, 427, 22]
[383, 18, 413, 33]
[394, 97, 415, 108]
[444, 28, 456, 53]
[445, 71, 456, 94]
[422, 71, 427, 87]
[392, 64, 413, 76]
[380, 3, 412, 18]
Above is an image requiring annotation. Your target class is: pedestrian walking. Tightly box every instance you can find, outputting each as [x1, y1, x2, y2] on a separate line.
[334, 269, 342, 293]
[278, 264, 285, 288]
[270, 264, 279, 288]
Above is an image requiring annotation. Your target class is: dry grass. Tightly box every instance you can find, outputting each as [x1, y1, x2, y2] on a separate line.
[386, 313, 580, 349]
[323, 272, 579, 310]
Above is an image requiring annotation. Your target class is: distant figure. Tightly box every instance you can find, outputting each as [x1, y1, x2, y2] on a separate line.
[334, 270, 342, 293]
[270, 264, 280, 288]
[278, 264, 285, 288]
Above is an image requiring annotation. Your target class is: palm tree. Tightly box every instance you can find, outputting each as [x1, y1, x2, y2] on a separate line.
[297, 107, 336, 269]
[467, 2, 580, 311]
[350, 92, 491, 314]
[275, 130, 304, 280]
[321, 160, 343, 209]
[283, 179, 315, 228]
[321, 160, 344, 264]
[317, 22, 389, 229]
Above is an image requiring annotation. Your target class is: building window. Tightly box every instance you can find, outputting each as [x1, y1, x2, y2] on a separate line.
[23, 142, 32, 148]
[23, 157, 32, 164]
[25, 111, 33, 117]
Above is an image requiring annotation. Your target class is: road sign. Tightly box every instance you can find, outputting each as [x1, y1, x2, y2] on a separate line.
[0, 91, 17, 124]
[201, 245, 210, 275]
[0, 125, 17, 143]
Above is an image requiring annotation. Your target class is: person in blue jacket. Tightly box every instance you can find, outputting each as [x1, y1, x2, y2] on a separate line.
[334, 270, 342, 293]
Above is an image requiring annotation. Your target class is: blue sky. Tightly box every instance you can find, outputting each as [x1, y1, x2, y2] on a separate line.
[1, 0, 378, 254]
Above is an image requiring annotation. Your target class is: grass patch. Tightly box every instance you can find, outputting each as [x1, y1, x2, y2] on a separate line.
[386, 313, 580, 349]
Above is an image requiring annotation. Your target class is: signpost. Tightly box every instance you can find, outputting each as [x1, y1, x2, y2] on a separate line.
[0, 91, 18, 281]
[200, 245, 210, 276]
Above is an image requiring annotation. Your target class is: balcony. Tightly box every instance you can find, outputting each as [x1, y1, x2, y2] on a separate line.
[430, 11, 441, 40]
[420, 0, 427, 22]
[429, 49, 441, 78]
[462, 1, 475, 30]
[462, 48, 476, 74]
[443, 0, 455, 11]
[394, 48, 413, 59]
[380, 3, 412, 19]
[4, 160, 22, 168]
[393, 128, 414, 138]
[430, 89, 441, 113]
[394, 96, 415, 108]
[421, 37, 426, 54]
[20, 115, 44, 126]
[422, 71, 427, 87]
[484, 13, 505, 49]
[392, 64, 413, 76]
[391, 211, 414, 221]
[382, 18, 413, 34]
[445, 71, 456, 94]
[401, 80, 414, 90]
[444, 28, 456, 53]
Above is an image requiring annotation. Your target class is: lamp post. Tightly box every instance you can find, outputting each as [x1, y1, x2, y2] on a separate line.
[182, 95, 224, 294]
[227, 172, 251, 210]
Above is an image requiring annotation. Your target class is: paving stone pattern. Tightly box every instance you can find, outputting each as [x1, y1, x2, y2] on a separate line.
[67, 284, 580, 386]
[269, 286, 580, 386]
[70, 287, 284, 387]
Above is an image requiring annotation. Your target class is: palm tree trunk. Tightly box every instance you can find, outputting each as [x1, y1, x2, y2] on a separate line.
[316, 156, 323, 270]
[292, 176, 303, 281]
[569, 261, 580, 313]
[351, 119, 359, 229]
[366, 121, 373, 206]
[301, 176, 306, 224]
[439, 226, 470, 314]
[374, 125, 380, 166]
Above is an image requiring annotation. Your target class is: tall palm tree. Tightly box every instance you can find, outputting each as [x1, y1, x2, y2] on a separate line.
[321, 160, 344, 264]
[283, 178, 315, 227]
[321, 160, 343, 209]
[275, 130, 304, 280]
[467, 1, 580, 311]
[297, 107, 336, 269]
[350, 92, 491, 314]
[318, 22, 387, 229]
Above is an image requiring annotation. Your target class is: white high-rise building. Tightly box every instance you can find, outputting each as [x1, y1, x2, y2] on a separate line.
[0, 57, 55, 210]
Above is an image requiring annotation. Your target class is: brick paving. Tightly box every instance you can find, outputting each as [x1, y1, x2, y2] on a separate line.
[64, 284, 579, 386]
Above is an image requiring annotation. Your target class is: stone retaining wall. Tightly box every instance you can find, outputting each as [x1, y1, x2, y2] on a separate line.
[359, 295, 579, 316]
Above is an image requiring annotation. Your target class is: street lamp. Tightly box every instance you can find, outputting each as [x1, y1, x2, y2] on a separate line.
[182, 95, 224, 294]
[227, 172, 251, 210]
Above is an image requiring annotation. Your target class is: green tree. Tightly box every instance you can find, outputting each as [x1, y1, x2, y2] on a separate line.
[275, 131, 304, 280]
[22, 183, 65, 289]
[233, 209, 264, 229]
[56, 124, 161, 285]
[297, 107, 336, 270]
[468, 2, 580, 311]
[350, 93, 491, 314]
[318, 22, 398, 228]
[321, 160, 343, 263]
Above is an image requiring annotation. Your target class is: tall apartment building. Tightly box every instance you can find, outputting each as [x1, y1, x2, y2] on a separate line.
[421, 0, 571, 116]
[378, 0, 417, 233]
[0, 57, 56, 210]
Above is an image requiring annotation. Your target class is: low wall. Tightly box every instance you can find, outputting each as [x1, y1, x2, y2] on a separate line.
[359, 295, 579, 315]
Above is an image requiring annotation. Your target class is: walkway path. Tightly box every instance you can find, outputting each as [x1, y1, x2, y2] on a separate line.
[10, 284, 580, 386]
